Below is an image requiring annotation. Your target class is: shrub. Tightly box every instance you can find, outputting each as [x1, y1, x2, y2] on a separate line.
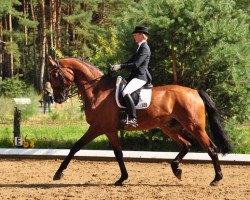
[0, 77, 28, 98]
[225, 119, 250, 154]
[0, 79, 39, 123]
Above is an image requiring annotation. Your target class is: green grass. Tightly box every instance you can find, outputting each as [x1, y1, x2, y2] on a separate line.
[0, 95, 111, 149]
[1, 122, 249, 153]
[0, 92, 40, 123]
[0, 95, 249, 153]
[0, 123, 112, 149]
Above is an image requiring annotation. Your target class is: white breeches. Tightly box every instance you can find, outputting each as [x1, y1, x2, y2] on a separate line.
[122, 78, 147, 97]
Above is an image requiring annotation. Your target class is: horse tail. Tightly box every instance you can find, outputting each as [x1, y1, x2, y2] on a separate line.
[198, 90, 232, 154]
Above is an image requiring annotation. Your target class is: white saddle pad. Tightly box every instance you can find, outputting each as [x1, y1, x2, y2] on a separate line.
[115, 76, 152, 109]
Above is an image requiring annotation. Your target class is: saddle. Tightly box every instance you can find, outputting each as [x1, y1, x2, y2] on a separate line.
[115, 76, 153, 109]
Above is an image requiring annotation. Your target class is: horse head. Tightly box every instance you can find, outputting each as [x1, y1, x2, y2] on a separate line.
[48, 56, 74, 104]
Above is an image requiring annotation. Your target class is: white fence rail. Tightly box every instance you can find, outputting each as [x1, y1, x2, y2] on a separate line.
[0, 148, 249, 164]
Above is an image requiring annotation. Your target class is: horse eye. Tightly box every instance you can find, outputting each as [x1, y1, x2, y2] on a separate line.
[51, 73, 57, 80]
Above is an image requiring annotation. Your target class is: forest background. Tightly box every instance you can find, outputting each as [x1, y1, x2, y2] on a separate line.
[0, 0, 249, 152]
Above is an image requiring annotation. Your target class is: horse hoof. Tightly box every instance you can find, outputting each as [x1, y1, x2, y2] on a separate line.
[210, 177, 222, 186]
[53, 172, 63, 180]
[175, 169, 182, 180]
[210, 180, 219, 186]
[114, 181, 123, 186]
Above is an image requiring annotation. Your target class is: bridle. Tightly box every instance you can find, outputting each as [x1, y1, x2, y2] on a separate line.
[50, 59, 103, 100]
[50, 60, 78, 100]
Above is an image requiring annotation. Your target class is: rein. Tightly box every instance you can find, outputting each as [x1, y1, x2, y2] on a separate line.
[81, 76, 103, 86]
[52, 59, 103, 99]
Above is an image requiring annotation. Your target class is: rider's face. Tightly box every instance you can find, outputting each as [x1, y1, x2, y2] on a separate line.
[133, 33, 144, 43]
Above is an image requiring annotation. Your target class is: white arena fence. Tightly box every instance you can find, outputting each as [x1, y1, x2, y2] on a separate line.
[0, 148, 249, 164]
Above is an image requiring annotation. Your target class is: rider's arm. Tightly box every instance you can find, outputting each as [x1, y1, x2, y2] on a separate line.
[121, 46, 149, 70]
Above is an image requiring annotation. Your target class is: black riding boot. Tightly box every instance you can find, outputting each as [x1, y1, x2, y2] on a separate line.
[121, 94, 138, 127]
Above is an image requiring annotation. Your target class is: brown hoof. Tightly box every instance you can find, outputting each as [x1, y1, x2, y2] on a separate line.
[114, 181, 123, 186]
[53, 171, 63, 180]
[210, 180, 219, 186]
[175, 169, 182, 180]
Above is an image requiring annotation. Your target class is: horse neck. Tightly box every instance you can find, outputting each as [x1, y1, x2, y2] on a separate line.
[72, 60, 103, 82]
[71, 59, 105, 108]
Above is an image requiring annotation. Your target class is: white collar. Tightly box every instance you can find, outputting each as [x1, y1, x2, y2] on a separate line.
[138, 40, 146, 47]
[137, 40, 146, 52]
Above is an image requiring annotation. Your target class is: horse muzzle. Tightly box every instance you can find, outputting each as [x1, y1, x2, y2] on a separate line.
[54, 98, 65, 104]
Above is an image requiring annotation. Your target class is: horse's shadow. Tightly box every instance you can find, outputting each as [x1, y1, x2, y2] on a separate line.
[0, 183, 182, 189]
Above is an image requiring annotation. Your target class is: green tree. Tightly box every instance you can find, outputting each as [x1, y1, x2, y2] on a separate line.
[116, 0, 249, 123]
[0, 0, 22, 79]
[61, 0, 101, 58]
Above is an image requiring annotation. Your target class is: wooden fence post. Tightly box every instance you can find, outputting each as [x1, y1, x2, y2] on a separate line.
[13, 107, 23, 147]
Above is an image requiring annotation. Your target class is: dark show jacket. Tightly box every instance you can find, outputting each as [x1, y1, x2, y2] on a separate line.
[121, 42, 152, 83]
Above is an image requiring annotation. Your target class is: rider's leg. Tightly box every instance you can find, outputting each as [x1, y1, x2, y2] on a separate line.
[123, 94, 137, 126]
[122, 78, 146, 126]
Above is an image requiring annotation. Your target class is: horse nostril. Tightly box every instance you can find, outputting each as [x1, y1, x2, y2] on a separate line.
[55, 98, 65, 104]
[55, 99, 61, 103]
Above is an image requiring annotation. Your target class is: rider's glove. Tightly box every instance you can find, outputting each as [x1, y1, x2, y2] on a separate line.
[110, 64, 121, 71]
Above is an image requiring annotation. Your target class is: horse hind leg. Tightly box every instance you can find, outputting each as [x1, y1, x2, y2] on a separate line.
[185, 125, 223, 186]
[208, 143, 223, 186]
[160, 125, 192, 180]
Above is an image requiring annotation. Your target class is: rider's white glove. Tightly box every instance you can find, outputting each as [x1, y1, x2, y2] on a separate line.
[110, 64, 121, 71]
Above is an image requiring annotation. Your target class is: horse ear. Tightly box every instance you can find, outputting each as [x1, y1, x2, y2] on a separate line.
[48, 55, 57, 68]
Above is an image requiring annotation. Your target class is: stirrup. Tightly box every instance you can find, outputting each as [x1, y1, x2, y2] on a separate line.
[126, 119, 138, 127]
[120, 117, 138, 127]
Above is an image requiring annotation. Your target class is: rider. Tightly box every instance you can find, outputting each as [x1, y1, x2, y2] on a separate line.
[111, 26, 152, 127]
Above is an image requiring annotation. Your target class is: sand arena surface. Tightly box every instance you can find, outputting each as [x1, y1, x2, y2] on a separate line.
[0, 159, 249, 200]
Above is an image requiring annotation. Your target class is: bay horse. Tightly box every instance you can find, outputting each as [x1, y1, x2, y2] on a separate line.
[48, 56, 231, 186]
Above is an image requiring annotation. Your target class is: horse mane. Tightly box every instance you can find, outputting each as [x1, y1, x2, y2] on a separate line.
[58, 56, 116, 86]
[60, 56, 103, 74]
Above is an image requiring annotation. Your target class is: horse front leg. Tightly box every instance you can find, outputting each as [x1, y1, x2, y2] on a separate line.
[113, 147, 128, 186]
[53, 125, 101, 180]
[106, 131, 128, 186]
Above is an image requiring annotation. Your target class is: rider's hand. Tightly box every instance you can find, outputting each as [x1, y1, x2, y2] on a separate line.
[110, 64, 121, 71]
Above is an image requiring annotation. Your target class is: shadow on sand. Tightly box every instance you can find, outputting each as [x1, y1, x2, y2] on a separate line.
[0, 182, 182, 189]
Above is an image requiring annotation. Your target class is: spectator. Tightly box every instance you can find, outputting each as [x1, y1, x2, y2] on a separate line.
[41, 81, 53, 114]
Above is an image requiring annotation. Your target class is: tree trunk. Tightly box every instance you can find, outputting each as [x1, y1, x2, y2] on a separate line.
[2, 16, 10, 80]
[65, 1, 70, 47]
[0, 18, 3, 78]
[180, 62, 185, 82]
[171, 48, 177, 83]
[9, 13, 14, 78]
[50, 0, 56, 57]
[56, 0, 62, 51]
[30, 0, 38, 88]
[69, 1, 75, 49]
[23, 0, 28, 77]
[39, 0, 46, 92]
[96, 1, 107, 26]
